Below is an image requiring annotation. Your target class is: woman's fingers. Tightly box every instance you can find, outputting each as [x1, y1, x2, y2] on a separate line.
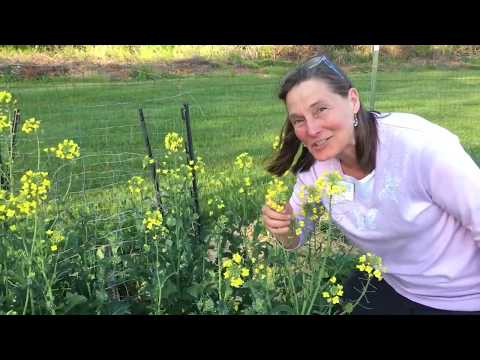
[261, 205, 291, 221]
[268, 226, 290, 235]
[261, 204, 293, 235]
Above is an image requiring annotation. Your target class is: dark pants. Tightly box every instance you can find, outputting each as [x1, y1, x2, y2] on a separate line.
[343, 271, 480, 315]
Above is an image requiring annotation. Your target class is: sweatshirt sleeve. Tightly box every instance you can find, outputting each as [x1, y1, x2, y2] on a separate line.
[421, 133, 480, 244]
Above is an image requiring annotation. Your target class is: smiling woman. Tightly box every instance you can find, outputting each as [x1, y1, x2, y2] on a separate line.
[261, 54, 480, 315]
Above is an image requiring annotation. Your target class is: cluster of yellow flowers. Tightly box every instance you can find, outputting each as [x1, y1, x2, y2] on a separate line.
[20, 170, 51, 201]
[223, 253, 250, 288]
[46, 229, 65, 252]
[272, 135, 280, 150]
[0, 190, 16, 220]
[21, 118, 41, 134]
[164, 132, 184, 153]
[0, 115, 9, 132]
[265, 177, 289, 212]
[143, 155, 155, 168]
[321, 276, 344, 305]
[128, 176, 147, 195]
[238, 176, 256, 196]
[356, 253, 385, 281]
[0, 171, 51, 219]
[44, 139, 80, 160]
[143, 209, 163, 231]
[0, 91, 13, 104]
[295, 171, 346, 236]
[252, 261, 273, 281]
[182, 157, 205, 178]
[207, 196, 225, 217]
[234, 152, 253, 170]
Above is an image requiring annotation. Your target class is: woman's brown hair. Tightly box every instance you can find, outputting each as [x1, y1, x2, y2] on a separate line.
[267, 55, 379, 176]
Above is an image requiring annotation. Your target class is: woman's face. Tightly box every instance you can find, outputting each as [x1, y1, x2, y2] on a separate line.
[285, 78, 360, 162]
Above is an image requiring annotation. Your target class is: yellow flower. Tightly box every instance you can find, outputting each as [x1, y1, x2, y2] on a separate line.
[9, 224, 16, 232]
[241, 268, 250, 277]
[50, 244, 58, 252]
[224, 270, 231, 279]
[143, 210, 163, 232]
[272, 135, 280, 150]
[331, 296, 340, 305]
[222, 259, 233, 268]
[47, 139, 80, 160]
[128, 176, 146, 195]
[232, 253, 242, 264]
[21, 118, 41, 134]
[234, 152, 253, 170]
[265, 178, 289, 213]
[322, 291, 330, 299]
[0, 91, 13, 104]
[329, 276, 337, 284]
[0, 115, 9, 132]
[230, 277, 244, 288]
[164, 132, 183, 152]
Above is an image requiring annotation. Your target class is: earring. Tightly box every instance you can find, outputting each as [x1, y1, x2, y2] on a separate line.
[353, 113, 359, 127]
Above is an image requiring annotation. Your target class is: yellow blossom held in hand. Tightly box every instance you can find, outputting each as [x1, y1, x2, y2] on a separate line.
[265, 177, 289, 213]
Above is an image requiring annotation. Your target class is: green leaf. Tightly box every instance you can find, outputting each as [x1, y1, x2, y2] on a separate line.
[96, 247, 105, 260]
[166, 216, 176, 228]
[64, 292, 88, 313]
[343, 302, 354, 314]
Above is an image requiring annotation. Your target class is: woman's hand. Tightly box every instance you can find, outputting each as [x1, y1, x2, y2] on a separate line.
[261, 202, 299, 249]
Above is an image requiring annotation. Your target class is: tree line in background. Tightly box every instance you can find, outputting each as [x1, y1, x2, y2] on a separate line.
[1, 45, 479, 64]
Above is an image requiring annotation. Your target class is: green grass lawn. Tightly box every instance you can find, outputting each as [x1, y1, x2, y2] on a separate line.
[2, 67, 479, 195]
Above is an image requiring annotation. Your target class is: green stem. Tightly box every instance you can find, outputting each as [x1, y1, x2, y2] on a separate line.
[281, 247, 299, 314]
[23, 213, 38, 315]
[339, 276, 373, 315]
[305, 196, 333, 315]
[36, 133, 40, 171]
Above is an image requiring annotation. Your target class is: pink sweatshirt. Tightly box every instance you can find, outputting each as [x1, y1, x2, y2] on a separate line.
[289, 112, 480, 311]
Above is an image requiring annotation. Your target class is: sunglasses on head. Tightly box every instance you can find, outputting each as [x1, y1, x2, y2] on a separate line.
[306, 55, 346, 81]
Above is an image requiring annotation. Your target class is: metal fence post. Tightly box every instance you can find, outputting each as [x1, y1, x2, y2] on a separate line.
[369, 45, 380, 111]
[138, 108, 164, 215]
[181, 103, 201, 240]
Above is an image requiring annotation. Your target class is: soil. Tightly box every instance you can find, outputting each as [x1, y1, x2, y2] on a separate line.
[0, 56, 266, 81]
